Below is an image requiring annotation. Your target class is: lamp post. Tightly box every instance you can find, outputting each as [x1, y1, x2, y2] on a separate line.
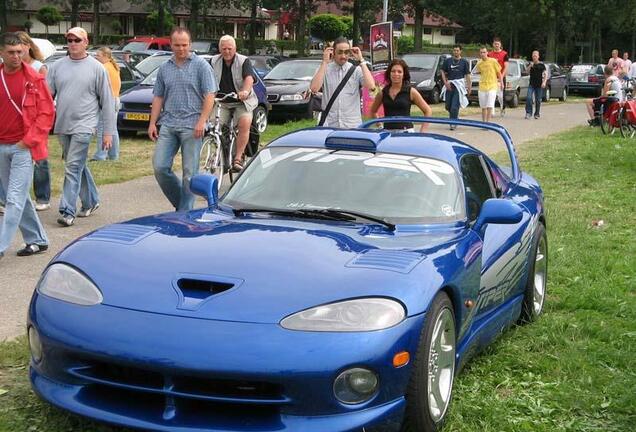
[383, 0, 388, 22]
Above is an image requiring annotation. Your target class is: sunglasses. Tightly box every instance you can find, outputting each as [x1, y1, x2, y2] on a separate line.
[66, 38, 83, 44]
[336, 49, 351, 55]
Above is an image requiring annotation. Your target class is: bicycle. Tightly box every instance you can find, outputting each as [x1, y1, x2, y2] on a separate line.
[618, 78, 636, 139]
[598, 91, 621, 135]
[200, 93, 239, 190]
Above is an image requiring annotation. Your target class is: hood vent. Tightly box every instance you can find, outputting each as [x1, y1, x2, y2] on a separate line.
[85, 224, 158, 245]
[347, 249, 426, 274]
[173, 274, 243, 311]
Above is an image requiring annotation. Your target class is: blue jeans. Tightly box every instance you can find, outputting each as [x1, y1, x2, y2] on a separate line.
[92, 111, 120, 161]
[33, 159, 51, 204]
[58, 133, 100, 217]
[526, 86, 543, 116]
[152, 125, 202, 211]
[0, 176, 5, 205]
[0, 144, 48, 254]
[445, 86, 461, 119]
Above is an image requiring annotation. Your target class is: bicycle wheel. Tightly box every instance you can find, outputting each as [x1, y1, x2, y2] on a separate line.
[619, 105, 636, 139]
[199, 135, 213, 173]
[599, 105, 610, 135]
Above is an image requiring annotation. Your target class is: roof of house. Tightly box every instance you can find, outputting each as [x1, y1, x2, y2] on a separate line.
[312, 1, 462, 29]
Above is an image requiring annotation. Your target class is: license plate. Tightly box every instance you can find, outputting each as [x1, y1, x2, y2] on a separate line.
[124, 112, 150, 121]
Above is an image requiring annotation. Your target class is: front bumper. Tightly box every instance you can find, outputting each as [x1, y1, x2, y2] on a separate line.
[268, 100, 311, 116]
[29, 293, 424, 431]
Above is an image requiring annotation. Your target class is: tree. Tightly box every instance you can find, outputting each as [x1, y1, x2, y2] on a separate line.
[147, 7, 175, 35]
[308, 14, 347, 42]
[54, 0, 91, 27]
[36, 5, 64, 38]
[1, 0, 25, 32]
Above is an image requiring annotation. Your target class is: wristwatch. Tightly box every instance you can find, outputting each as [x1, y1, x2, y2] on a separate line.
[359, 60, 369, 67]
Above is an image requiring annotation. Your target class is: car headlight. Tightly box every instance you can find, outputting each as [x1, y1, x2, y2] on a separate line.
[37, 263, 103, 306]
[417, 79, 432, 88]
[280, 93, 304, 101]
[280, 298, 405, 332]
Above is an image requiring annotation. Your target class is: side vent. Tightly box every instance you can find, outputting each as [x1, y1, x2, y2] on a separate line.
[84, 224, 158, 245]
[346, 249, 426, 274]
[173, 274, 242, 311]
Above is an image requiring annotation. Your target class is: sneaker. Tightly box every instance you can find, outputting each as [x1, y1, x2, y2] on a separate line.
[534, 114, 540, 119]
[35, 202, 50, 211]
[501, 106, 506, 117]
[525, 113, 531, 119]
[57, 214, 75, 227]
[78, 203, 100, 218]
[450, 124, 457, 131]
[17, 243, 48, 256]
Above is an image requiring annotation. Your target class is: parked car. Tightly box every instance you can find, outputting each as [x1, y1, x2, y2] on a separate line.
[132, 51, 174, 76]
[191, 39, 219, 54]
[469, 58, 529, 108]
[400, 53, 450, 104]
[568, 64, 606, 96]
[118, 61, 269, 137]
[28, 119, 548, 432]
[31, 38, 56, 59]
[45, 51, 143, 92]
[262, 58, 322, 119]
[543, 62, 568, 101]
[249, 55, 284, 79]
[120, 36, 171, 52]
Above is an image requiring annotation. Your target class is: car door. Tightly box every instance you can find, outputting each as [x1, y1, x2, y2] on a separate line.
[518, 61, 530, 98]
[460, 154, 533, 337]
[550, 64, 565, 96]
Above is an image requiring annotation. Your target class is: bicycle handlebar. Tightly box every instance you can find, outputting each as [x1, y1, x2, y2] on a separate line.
[215, 93, 238, 102]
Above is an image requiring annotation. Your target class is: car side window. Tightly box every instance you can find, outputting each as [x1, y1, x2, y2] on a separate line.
[119, 66, 133, 82]
[460, 154, 496, 221]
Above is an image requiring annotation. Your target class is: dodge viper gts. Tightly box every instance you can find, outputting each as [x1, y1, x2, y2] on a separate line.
[28, 117, 547, 432]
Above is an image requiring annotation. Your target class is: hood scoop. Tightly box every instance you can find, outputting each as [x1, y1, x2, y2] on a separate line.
[173, 273, 244, 311]
[85, 224, 158, 245]
[346, 249, 426, 274]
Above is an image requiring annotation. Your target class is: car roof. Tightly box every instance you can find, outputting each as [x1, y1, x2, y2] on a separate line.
[268, 127, 484, 171]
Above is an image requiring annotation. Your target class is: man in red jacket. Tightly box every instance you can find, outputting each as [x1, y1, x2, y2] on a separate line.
[0, 33, 54, 260]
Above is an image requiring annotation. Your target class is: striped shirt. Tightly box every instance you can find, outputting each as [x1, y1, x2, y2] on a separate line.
[153, 53, 218, 129]
[322, 61, 364, 129]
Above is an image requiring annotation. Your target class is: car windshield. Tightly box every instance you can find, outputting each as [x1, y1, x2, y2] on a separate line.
[264, 61, 320, 80]
[121, 42, 148, 52]
[401, 55, 436, 69]
[222, 147, 464, 224]
[135, 55, 170, 76]
[141, 67, 159, 85]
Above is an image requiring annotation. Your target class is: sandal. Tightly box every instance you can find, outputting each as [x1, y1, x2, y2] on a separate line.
[231, 160, 244, 173]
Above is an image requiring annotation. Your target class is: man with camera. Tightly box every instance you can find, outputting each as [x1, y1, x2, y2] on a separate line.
[310, 37, 375, 128]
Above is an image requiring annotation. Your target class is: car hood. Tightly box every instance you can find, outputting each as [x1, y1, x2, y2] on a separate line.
[264, 79, 310, 94]
[409, 69, 435, 84]
[54, 210, 468, 323]
[120, 85, 154, 104]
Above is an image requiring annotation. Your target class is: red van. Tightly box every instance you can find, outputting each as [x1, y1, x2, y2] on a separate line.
[121, 36, 171, 52]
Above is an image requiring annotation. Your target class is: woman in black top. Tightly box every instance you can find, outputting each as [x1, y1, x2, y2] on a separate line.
[370, 59, 432, 132]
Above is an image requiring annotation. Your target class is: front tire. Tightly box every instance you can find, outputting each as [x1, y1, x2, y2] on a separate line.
[429, 87, 441, 104]
[542, 87, 551, 102]
[508, 91, 519, 108]
[402, 291, 456, 432]
[559, 87, 568, 102]
[520, 223, 547, 323]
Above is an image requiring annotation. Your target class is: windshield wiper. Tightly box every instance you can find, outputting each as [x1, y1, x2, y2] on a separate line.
[233, 207, 395, 230]
[306, 208, 396, 231]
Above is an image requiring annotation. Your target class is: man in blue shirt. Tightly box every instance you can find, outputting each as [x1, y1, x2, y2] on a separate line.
[148, 27, 218, 211]
[441, 45, 471, 130]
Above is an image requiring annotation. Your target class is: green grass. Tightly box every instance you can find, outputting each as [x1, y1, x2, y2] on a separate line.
[2, 127, 635, 431]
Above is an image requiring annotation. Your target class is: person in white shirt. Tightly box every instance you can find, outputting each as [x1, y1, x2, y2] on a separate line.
[622, 52, 632, 75]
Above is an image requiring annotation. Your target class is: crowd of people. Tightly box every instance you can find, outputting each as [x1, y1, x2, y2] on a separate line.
[0, 26, 631, 261]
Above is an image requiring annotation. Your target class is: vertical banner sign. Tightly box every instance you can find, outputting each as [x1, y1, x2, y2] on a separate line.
[370, 22, 393, 71]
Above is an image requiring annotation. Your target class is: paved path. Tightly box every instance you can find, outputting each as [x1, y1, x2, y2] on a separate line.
[0, 102, 588, 341]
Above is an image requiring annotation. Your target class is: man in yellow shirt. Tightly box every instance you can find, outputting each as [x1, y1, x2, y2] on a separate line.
[474, 47, 502, 122]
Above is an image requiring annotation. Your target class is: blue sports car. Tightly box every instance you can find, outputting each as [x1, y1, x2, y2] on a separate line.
[28, 118, 547, 432]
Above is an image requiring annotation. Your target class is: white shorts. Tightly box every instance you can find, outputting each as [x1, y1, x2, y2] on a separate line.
[478, 90, 497, 108]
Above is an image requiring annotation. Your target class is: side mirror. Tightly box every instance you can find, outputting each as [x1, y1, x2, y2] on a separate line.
[473, 198, 523, 233]
[190, 174, 219, 208]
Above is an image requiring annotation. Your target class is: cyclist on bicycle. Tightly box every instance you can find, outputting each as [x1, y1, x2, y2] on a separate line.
[210, 35, 257, 173]
[586, 65, 622, 126]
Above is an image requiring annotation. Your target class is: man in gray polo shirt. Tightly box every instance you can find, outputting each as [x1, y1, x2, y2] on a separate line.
[47, 27, 115, 227]
[148, 27, 218, 211]
[310, 36, 375, 128]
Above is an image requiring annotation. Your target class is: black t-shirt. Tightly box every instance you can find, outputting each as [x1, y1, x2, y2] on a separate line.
[442, 57, 470, 81]
[529, 62, 546, 88]
[382, 85, 413, 129]
[219, 57, 255, 97]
